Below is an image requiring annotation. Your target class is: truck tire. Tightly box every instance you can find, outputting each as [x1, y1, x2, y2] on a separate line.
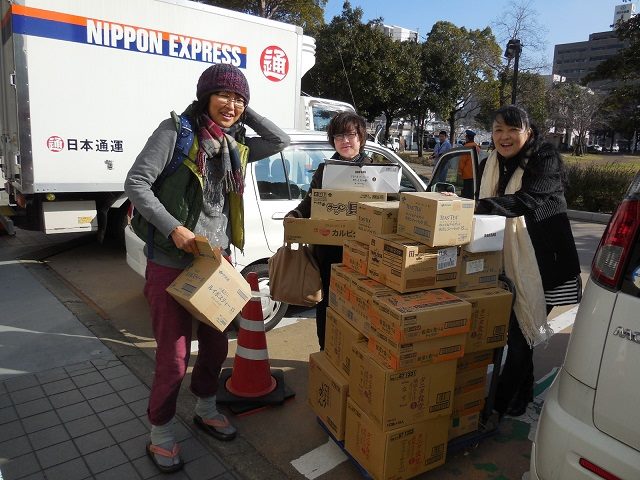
[236, 263, 288, 332]
[105, 204, 128, 247]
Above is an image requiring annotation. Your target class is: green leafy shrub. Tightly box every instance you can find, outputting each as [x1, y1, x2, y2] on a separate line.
[565, 164, 638, 213]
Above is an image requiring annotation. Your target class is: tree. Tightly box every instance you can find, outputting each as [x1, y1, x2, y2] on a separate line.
[421, 22, 501, 144]
[491, 0, 550, 106]
[198, 0, 327, 29]
[301, 2, 420, 140]
[547, 83, 602, 156]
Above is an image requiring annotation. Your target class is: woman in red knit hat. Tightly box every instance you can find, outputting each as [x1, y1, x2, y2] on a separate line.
[125, 63, 289, 473]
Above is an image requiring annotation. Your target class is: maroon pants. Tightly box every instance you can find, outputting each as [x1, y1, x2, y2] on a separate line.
[144, 261, 229, 426]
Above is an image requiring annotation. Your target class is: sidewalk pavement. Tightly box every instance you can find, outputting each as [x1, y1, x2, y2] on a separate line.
[0, 231, 241, 480]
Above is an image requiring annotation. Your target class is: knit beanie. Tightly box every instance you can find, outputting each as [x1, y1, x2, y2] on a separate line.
[196, 63, 250, 104]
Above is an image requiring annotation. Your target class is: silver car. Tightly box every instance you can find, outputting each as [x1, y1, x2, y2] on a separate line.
[530, 171, 640, 479]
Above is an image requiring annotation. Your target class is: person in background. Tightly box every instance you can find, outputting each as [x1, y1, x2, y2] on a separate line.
[475, 105, 580, 427]
[125, 63, 289, 473]
[285, 111, 371, 350]
[458, 129, 481, 199]
[430, 130, 451, 162]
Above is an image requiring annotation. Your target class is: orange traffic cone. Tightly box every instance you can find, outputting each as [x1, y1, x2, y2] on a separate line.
[225, 272, 277, 397]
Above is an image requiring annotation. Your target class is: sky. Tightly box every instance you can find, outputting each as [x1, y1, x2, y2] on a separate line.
[322, 0, 637, 74]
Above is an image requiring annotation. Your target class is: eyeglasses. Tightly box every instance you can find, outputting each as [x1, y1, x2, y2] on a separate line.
[333, 132, 358, 142]
[213, 92, 246, 109]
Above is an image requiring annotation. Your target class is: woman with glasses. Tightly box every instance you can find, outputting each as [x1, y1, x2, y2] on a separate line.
[286, 111, 371, 350]
[125, 63, 289, 473]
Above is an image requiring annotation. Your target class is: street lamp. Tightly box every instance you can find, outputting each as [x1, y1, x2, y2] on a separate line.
[504, 38, 522, 105]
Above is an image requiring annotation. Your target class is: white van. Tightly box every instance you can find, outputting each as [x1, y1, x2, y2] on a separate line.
[125, 130, 432, 330]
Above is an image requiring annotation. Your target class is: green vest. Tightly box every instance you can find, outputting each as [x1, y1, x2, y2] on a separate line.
[131, 119, 249, 259]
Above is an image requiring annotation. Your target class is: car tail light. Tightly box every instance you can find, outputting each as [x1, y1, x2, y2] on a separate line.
[579, 458, 621, 480]
[591, 198, 639, 289]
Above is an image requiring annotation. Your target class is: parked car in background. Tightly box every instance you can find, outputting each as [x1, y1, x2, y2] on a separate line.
[386, 137, 400, 152]
[480, 141, 491, 150]
[611, 144, 620, 152]
[125, 130, 431, 331]
[588, 144, 603, 153]
[529, 171, 640, 480]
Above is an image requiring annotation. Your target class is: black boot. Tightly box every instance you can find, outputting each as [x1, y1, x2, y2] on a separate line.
[506, 385, 533, 417]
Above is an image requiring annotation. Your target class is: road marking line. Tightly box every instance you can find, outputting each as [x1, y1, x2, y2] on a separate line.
[290, 439, 348, 479]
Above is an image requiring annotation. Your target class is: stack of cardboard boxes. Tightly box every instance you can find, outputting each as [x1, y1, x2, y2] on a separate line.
[297, 191, 513, 480]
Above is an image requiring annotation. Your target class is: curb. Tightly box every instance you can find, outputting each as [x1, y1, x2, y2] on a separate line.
[567, 209, 611, 224]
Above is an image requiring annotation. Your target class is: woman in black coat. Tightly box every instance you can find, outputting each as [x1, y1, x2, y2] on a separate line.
[476, 105, 581, 422]
[286, 111, 371, 350]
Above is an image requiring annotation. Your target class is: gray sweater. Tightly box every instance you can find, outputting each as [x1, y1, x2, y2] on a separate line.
[125, 107, 290, 268]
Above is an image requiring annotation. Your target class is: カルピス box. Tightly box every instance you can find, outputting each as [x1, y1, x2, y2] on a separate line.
[284, 217, 357, 246]
[308, 352, 349, 440]
[166, 236, 250, 332]
[397, 192, 474, 247]
[310, 189, 386, 220]
[345, 399, 449, 480]
[367, 233, 460, 293]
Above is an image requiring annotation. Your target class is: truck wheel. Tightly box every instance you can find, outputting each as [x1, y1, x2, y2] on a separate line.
[106, 204, 128, 247]
[236, 263, 288, 332]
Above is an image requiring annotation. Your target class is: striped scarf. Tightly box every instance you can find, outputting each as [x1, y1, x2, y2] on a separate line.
[196, 114, 244, 204]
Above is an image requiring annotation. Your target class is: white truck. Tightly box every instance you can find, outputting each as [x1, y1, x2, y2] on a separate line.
[0, 0, 353, 237]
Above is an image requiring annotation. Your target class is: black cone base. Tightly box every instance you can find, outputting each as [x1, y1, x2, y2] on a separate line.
[216, 368, 295, 415]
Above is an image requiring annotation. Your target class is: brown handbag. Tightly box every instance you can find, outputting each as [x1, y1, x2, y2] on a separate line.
[268, 243, 323, 307]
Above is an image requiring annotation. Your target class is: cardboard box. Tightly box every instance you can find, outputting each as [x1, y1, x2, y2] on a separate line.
[325, 307, 367, 377]
[397, 192, 474, 247]
[452, 387, 485, 417]
[367, 234, 460, 293]
[464, 214, 506, 252]
[310, 189, 386, 220]
[349, 342, 456, 430]
[456, 350, 494, 373]
[450, 250, 502, 292]
[345, 399, 448, 480]
[342, 239, 369, 275]
[284, 217, 357, 246]
[166, 236, 251, 332]
[347, 274, 394, 335]
[328, 264, 353, 319]
[449, 411, 480, 440]
[368, 331, 466, 370]
[370, 289, 471, 344]
[454, 288, 513, 353]
[355, 201, 399, 245]
[322, 162, 402, 193]
[454, 366, 488, 395]
[308, 352, 349, 440]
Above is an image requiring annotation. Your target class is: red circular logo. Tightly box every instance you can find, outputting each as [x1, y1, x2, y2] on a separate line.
[46, 136, 64, 152]
[260, 46, 289, 82]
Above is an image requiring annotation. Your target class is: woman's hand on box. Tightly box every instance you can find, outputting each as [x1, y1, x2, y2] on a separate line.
[171, 225, 198, 255]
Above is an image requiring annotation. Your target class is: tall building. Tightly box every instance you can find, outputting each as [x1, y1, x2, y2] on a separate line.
[552, 3, 635, 86]
[374, 24, 418, 42]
